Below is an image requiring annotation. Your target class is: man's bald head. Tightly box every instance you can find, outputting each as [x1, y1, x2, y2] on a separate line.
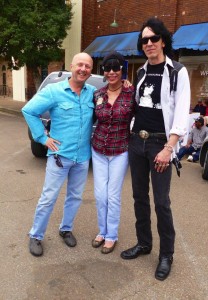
[71, 52, 93, 68]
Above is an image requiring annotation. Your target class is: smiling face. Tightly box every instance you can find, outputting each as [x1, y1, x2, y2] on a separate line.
[70, 53, 93, 85]
[141, 27, 165, 65]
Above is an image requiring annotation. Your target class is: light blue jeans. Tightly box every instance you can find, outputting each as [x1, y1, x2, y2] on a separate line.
[92, 148, 129, 241]
[29, 155, 89, 240]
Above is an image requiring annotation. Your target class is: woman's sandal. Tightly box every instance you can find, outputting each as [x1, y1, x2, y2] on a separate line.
[101, 241, 117, 254]
[92, 237, 105, 248]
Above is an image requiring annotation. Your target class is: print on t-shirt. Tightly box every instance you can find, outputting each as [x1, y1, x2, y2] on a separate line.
[140, 83, 161, 109]
[138, 62, 165, 110]
[133, 61, 166, 133]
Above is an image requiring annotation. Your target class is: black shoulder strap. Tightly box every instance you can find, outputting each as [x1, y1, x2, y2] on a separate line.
[136, 68, 145, 83]
[167, 60, 184, 93]
[133, 68, 145, 101]
[135, 61, 184, 94]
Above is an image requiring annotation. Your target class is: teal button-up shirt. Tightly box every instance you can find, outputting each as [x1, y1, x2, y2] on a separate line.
[22, 78, 96, 162]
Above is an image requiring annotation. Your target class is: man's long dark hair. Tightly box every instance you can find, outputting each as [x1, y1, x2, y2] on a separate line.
[137, 17, 173, 58]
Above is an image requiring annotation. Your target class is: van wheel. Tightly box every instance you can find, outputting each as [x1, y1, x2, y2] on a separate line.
[202, 151, 208, 180]
[31, 140, 47, 157]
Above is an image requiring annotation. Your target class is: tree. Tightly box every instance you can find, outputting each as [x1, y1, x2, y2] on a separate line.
[0, 0, 73, 89]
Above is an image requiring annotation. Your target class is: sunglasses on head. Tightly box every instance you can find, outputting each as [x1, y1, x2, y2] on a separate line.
[102, 65, 123, 72]
[140, 35, 161, 45]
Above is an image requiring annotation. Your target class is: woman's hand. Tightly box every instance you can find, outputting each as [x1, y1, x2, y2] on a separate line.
[122, 79, 132, 88]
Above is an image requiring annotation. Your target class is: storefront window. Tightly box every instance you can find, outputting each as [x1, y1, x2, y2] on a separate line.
[180, 56, 208, 109]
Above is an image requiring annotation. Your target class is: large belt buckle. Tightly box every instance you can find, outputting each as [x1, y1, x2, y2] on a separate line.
[139, 130, 149, 139]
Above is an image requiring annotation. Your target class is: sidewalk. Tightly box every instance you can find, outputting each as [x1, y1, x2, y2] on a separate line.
[0, 96, 26, 117]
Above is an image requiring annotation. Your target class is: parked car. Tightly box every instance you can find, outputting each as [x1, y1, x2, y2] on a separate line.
[199, 137, 208, 180]
[28, 71, 106, 157]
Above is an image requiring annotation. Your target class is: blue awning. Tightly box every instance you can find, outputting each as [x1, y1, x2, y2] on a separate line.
[173, 23, 208, 51]
[84, 31, 141, 57]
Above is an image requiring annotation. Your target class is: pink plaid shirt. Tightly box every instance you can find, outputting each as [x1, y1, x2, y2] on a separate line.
[92, 85, 135, 156]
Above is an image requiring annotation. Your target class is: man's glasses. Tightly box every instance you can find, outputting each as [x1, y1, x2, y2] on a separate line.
[140, 35, 161, 45]
[54, 154, 63, 168]
[102, 65, 123, 72]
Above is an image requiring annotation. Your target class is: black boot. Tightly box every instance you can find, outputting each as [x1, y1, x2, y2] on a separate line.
[120, 243, 152, 259]
[155, 257, 173, 281]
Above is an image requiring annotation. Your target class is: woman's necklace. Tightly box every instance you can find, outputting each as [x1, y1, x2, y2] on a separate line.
[108, 85, 122, 92]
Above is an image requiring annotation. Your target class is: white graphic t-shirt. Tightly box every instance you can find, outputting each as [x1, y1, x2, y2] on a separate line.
[133, 62, 166, 133]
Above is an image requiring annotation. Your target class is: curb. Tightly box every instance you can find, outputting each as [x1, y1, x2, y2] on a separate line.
[0, 107, 23, 117]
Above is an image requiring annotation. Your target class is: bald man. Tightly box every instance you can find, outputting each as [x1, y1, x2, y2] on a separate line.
[22, 53, 96, 256]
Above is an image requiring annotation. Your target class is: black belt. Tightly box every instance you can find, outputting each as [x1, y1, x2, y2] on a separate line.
[131, 130, 167, 140]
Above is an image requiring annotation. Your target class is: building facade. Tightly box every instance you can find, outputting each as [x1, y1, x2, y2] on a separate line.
[82, 0, 208, 108]
[1, 0, 208, 107]
[0, 59, 13, 98]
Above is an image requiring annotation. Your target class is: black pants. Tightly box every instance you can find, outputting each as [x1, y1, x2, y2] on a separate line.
[129, 135, 175, 258]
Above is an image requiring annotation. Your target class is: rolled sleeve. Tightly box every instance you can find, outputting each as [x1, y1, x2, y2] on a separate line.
[169, 67, 191, 137]
[22, 86, 54, 144]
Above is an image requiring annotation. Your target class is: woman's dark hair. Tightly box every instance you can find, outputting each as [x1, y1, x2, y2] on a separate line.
[137, 17, 173, 58]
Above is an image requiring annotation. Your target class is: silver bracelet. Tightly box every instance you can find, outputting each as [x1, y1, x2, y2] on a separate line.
[164, 143, 174, 153]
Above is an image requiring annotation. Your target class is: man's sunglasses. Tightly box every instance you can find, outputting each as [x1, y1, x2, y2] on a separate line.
[102, 65, 123, 72]
[140, 35, 161, 45]
[54, 154, 63, 168]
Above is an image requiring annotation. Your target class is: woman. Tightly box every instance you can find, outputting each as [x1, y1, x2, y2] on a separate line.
[91, 51, 134, 254]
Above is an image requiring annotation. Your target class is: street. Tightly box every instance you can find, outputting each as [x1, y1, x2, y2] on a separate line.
[0, 112, 208, 300]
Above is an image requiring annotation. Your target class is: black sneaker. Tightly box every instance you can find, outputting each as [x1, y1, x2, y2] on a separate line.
[59, 231, 77, 247]
[29, 238, 43, 256]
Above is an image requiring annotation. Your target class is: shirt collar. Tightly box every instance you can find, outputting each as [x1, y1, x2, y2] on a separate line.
[142, 55, 172, 71]
[63, 77, 88, 91]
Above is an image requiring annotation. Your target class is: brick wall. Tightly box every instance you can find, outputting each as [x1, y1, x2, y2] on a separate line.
[176, 0, 208, 27]
[82, 0, 208, 51]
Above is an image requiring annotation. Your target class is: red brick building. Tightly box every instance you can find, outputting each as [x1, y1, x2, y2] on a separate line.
[82, 0, 208, 49]
[1, 0, 208, 106]
[82, 0, 208, 107]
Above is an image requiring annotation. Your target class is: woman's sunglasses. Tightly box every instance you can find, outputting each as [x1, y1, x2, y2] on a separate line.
[102, 65, 123, 72]
[140, 35, 161, 45]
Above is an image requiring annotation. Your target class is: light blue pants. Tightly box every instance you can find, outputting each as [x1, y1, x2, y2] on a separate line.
[29, 155, 89, 240]
[92, 148, 129, 241]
